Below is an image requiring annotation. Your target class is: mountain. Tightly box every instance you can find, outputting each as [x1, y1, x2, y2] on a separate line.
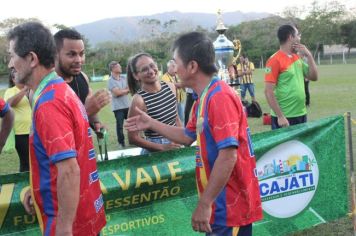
[74, 11, 272, 46]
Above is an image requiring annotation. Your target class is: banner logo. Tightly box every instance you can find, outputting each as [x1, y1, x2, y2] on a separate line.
[257, 140, 319, 218]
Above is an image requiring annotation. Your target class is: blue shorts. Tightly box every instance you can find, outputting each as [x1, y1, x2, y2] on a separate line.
[140, 137, 171, 155]
[206, 223, 252, 236]
[240, 83, 255, 99]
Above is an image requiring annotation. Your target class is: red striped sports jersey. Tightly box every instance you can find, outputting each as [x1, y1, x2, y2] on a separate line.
[185, 78, 262, 226]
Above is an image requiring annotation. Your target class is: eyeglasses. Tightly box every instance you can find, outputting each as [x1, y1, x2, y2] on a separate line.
[137, 63, 157, 74]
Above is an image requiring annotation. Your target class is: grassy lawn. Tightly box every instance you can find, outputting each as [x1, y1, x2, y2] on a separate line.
[0, 63, 355, 235]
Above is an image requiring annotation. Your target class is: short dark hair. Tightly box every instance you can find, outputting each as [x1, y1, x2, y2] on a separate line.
[7, 21, 56, 68]
[277, 24, 297, 44]
[54, 28, 83, 51]
[172, 32, 217, 75]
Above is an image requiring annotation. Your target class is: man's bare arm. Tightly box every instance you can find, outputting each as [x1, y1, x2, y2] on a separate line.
[0, 108, 14, 153]
[265, 82, 289, 127]
[55, 158, 80, 235]
[191, 147, 237, 233]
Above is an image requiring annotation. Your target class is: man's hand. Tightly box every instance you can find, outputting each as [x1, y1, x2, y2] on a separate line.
[85, 89, 111, 116]
[293, 43, 312, 57]
[92, 121, 108, 134]
[277, 116, 289, 128]
[125, 107, 152, 132]
[23, 189, 35, 215]
[191, 200, 212, 233]
[161, 143, 182, 151]
[293, 43, 318, 81]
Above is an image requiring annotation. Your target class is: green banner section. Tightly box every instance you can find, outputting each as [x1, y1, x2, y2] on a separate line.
[0, 115, 348, 235]
[253, 115, 347, 235]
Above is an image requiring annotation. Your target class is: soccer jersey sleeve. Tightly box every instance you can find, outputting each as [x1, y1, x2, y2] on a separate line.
[0, 98, 10, 118]
[161, 74, 171, 83]
[236, 63, 242, 72]
[3, 87, 16, 101]
[208, 92, 240, 150]
[265, 57, 280, 84]
[302, 60, 309, 77]
[34, 100, 77, 164]
[184, 102, 197, 140]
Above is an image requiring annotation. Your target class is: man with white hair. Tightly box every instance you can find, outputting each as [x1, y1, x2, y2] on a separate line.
[8, 22, 106, 235]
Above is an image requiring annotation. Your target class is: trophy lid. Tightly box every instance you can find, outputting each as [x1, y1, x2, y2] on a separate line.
[216, 9, 228, 34]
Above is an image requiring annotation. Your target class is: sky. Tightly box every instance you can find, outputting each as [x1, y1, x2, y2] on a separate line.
[0, 0, 355, 27]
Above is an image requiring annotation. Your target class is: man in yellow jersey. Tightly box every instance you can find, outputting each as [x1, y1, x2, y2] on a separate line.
[236, 55, 256, 104]
[161, 59, 186, 123]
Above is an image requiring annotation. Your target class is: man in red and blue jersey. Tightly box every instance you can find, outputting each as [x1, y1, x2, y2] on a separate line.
[265, 24, 318, 129]
[0, 97, 14, 154]
[125, 32, 262, 236]
[8, 22, 105, 235]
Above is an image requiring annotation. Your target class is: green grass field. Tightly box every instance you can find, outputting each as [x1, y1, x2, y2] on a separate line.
[0, 64, 355, 235]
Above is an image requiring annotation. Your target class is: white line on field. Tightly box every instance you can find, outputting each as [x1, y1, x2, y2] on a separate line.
[309, 207, 326, 223]
[254, 220, 272, 226]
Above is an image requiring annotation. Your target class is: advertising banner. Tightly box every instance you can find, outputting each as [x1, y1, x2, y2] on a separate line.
[0, 115, 348, 235]
[253, 115, 347, 235]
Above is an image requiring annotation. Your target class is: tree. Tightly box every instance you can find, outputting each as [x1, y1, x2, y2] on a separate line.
[0, 17, 40, 35]
[138, 18, 161, 39]
[225, 16, 293, 66]
[299, 0, 346, 56]
[0, 17, 40, 75]
[281, 4, 306, 20]
[340, 20, 356, 55]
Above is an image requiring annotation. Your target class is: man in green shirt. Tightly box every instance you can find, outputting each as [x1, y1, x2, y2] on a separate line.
[264, 24, 318, 129]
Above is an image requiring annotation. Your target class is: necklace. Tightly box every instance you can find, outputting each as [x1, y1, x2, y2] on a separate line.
[74, 76, 80, 99]
[67, 76, 80, 98]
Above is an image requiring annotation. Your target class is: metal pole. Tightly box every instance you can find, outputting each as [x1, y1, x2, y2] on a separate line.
[346, 112, 356, 236]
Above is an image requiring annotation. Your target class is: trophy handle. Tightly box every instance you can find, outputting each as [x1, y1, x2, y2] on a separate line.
[232, 39, 242, 65]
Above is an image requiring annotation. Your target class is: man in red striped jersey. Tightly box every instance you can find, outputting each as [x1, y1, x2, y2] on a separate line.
[125, 32, 262, 236]
[8, 22, 106, 236]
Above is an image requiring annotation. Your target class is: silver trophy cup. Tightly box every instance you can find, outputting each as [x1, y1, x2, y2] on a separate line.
[213, 10, 234, 83]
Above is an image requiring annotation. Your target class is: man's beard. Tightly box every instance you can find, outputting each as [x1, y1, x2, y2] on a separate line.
[58, 60, 81, 77]
[15, 69, 31, 86]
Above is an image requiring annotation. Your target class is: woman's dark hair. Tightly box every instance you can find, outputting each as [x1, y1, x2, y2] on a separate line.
[126, 52, 152, 95]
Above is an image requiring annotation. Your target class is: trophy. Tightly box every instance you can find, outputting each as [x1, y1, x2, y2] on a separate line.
[213, 10, 241, 86]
